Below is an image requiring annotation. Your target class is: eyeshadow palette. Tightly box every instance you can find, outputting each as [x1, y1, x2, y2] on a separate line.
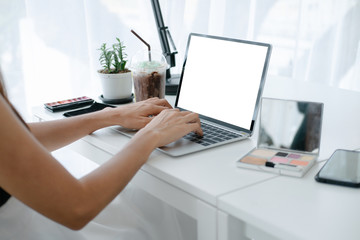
[239, 148, 316, 177]
[237, 98, 324, 177]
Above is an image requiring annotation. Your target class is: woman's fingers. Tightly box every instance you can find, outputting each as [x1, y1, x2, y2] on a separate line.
[138, 98, 173, 117]
[137, 108, 203, 148]
[144, 97, 173, 109]
[179, 111, 203, 136]
[145, 104, 171, 116]
[156, 109, 203, 135]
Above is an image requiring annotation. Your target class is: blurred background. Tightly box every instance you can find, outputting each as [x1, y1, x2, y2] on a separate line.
[1, 0, 359, 119]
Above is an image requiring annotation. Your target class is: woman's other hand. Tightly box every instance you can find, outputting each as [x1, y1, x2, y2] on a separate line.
[104, 97, 172, 129]
[135, 108, 203, 148]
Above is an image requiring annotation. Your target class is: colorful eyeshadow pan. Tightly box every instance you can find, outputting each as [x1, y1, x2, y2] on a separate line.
[271, 156, 289, 164]
[299, 155, 315, 161]
[290, 160, 309, 166]
[251, 149, 276, 158]
[241, 155, 267, 165]
[275, 152, 288, 157]
[288, 153, 301, 159]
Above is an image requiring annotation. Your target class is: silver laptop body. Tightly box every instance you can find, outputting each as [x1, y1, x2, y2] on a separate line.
[113, 33, 272, 157]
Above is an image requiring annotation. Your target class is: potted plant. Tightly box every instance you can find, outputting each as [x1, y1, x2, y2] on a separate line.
[98, 38, 133, 101]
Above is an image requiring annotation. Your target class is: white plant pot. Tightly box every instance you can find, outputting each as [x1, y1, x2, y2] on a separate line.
[98, 71, 132, 99]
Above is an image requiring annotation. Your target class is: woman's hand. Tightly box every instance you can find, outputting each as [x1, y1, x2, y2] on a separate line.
[134, 108, 203, 148]
[104, 97, 172, 129]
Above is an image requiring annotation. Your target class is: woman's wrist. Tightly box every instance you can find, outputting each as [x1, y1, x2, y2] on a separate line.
[89, 107, 123, 129]
[132, 127, 160, 152]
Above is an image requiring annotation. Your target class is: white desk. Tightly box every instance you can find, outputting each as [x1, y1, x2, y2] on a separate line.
[32, 78, 360, 240]
[217, 161, 360, 240]
[32, 102, 276, 240]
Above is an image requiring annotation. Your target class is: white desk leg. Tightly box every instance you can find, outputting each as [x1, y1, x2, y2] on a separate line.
[217, 210, 250, 240]
[218, 210, 281, 240]
[130, 170, 218, 240]
[197, 200, 217, 240]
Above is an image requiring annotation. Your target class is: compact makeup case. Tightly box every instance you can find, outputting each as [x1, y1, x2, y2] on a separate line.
[237, 97, 324, 177]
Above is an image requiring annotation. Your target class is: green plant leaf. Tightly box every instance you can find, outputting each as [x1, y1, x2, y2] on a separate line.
[98, 38, 128, 73]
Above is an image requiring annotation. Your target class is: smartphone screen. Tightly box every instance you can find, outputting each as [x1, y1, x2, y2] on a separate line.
[315, 149, 360, 187]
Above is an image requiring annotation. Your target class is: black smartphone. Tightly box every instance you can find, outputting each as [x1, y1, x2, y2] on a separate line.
[44, 96, 94, 112]
[63, 102, 115, 117]
[315, 149, 360, 188]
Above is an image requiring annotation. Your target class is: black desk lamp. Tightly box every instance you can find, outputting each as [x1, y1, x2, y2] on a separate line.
[150, 0, 179, 95]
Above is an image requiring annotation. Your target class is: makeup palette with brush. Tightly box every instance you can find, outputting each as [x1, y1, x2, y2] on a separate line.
[237, 97, 324, 177]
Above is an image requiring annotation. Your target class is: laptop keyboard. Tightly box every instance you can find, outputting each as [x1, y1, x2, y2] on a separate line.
[183, 122, 243, 146]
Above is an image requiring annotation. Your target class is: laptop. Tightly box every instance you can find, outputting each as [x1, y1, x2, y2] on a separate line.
[113, 33, 272, 156]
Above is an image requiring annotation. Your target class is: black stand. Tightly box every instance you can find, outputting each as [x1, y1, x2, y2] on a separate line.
[166, 74, 180, 95]
[99, 94, 134, 104]
[151, 0, 179, 95]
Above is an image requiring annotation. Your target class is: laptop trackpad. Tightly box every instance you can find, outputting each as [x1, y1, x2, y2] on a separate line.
[158, 138, 203, 156]
[111, 126, 137, 137]
[112, 126, 204, 157]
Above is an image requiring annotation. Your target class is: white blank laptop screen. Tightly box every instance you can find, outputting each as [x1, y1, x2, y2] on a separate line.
[177, 35, 269, 130]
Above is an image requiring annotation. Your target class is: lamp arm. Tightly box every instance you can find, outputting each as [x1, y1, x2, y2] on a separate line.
[150, 0, 178, 70]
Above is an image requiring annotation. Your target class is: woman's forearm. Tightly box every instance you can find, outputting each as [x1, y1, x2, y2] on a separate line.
[1, 96, 201, 231]
[71, 130, 158, 229]
[6, 128, 157, 231]
[28, 110, 114, 151]
[1, 95, 159, 230]
[28, 98, 170, 152]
